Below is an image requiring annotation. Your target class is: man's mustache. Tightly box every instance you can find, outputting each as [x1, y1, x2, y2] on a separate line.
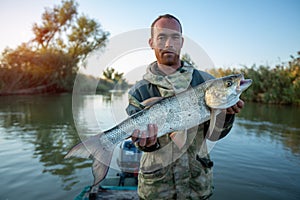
[161, 49, 178, 55]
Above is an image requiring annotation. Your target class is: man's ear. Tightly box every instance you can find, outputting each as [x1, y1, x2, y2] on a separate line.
[148, 38, 154, 49]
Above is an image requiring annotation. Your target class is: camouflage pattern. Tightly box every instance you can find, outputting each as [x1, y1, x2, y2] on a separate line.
[127, 61, 216, 199]
[138, 126, 213, 200]
[143, 61, 195, 96]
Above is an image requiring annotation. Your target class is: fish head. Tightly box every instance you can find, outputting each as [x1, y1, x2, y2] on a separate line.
[204, 74, 252, 109]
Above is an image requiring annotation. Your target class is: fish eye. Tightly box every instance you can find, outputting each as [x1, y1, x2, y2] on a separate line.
[225, 80, 233, 87]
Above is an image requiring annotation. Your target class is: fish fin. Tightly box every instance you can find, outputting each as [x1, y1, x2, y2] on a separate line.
[170, 129, 187, 149]
[65, 133, 114, 185]
[91, 151, 113, 185]
[207, 109, 218, 138]
[141, 97, 164, 108]
[64, 134, 101, 159]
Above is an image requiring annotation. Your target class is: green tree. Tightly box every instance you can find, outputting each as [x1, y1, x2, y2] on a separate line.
[0, 0, 109, 94]
[102, 67, 115, 81]
[181, 53, 197, 67]
[97, 67, 129, 92]
[32, 0, 77, 50]
[205, 51, 300, 105]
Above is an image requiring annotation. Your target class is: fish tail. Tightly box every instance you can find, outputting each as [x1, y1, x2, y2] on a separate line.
[91, 151, 113, 185]
[65, 133, 114, 185]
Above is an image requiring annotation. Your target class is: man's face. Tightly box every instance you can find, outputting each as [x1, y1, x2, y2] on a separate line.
[149, 18, 184, 66]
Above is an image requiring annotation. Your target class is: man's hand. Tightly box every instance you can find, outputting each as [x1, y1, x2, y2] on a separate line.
[226, 100, 244, 114]
[131, 124, 158, 147]
[131, 97, 161, 148]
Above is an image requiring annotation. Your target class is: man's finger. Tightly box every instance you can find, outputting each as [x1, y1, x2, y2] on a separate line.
[131, 129, 140, 142]
[237, 100, 244, 108]
[232, 104, 240, 113]
[227, 100, 244, 114]
[226, 107, 235, 114]
[138, 131, 147, 147]
[146, 124, 158, 147]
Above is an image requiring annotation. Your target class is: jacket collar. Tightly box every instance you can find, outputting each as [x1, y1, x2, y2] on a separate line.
[143, 61, 195, 97]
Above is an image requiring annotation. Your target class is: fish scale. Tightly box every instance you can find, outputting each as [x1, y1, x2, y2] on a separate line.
[101, 85, 208, 148]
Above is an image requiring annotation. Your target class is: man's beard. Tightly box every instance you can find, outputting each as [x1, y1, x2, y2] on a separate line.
[160, 53, 180, 66]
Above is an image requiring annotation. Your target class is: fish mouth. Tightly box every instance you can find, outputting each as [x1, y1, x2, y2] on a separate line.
[237, 75, 252, 93]
[229, 75, 252, 107]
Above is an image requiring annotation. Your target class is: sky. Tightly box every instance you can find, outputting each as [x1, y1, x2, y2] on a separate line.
[0, 0, 299, 80]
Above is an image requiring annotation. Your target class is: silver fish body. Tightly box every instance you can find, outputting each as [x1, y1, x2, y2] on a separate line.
[65, 74, 252, 185]
[101, 86, 209, 150]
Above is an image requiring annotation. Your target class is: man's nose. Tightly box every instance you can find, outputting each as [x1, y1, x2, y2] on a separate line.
[165, 37, 174, 48]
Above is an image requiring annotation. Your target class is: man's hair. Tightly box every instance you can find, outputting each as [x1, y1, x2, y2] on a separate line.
[150, 14, 182, 37]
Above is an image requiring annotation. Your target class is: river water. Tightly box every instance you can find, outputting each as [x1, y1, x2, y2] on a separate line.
[0, 93, 299, 200]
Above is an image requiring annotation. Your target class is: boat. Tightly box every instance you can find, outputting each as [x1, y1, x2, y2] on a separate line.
[75, 140, 141, 200]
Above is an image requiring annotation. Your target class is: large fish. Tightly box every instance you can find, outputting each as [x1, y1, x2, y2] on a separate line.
[65, 74, 252, 185]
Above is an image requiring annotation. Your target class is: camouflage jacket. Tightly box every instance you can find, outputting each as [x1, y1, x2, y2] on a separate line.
[126, 61, 235, 199]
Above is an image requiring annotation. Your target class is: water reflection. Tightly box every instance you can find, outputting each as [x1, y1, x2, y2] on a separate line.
[0, 92, 129, 191]
[237, 102, 300, 155]
[101, 90, 127, 103]
[0, 94, 89, 191]
[1, 94, 300, 199]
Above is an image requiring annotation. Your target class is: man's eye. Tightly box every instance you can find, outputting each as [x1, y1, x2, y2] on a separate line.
[158, 36, 166, 40]
[173, 36, 180, 40]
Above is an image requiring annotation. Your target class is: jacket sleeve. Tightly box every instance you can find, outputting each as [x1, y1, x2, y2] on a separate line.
[126, 93, 144, 115]
[126, 80, 161, 115]
[205, 112, 235, 141]
[125, 82, 162, 152]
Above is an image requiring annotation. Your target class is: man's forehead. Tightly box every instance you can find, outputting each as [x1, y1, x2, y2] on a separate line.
[152, 27, 181, 36]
